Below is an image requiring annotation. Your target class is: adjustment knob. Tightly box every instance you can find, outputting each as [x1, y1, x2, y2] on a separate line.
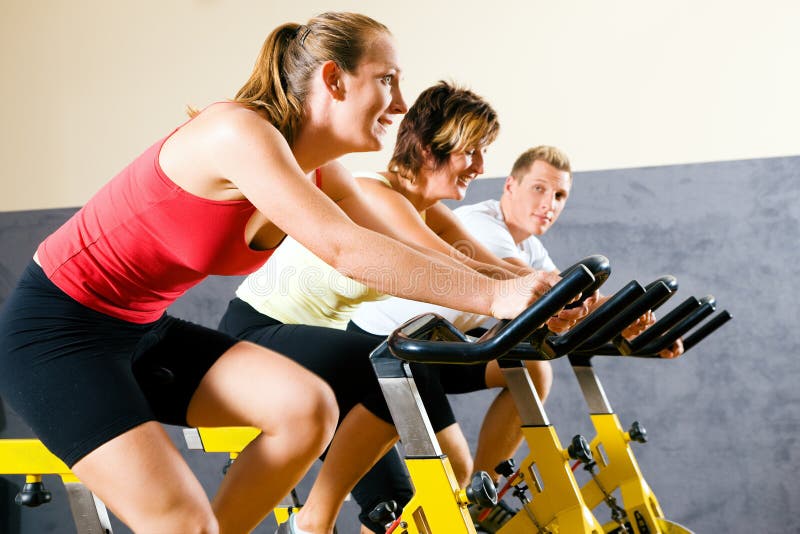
[368, 500, 398, 527]
[628, 421, 648, 443]
[466, 471, 498, 508]
[494, 458, 516, 478]
[15, 481, 52, 507]
[567, 435, 593, 464]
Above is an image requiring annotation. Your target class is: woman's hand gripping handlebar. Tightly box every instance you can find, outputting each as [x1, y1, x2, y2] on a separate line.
[384, 256, 609, 366]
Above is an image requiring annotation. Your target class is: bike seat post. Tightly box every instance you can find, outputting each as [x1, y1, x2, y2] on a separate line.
[567, 355, 613, 415]
[497, 359, 549, 426]
[370, 326, 442, 458]
[62, 480, 114, 534]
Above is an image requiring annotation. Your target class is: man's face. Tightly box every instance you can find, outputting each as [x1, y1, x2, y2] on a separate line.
[504, 160, 571, 236]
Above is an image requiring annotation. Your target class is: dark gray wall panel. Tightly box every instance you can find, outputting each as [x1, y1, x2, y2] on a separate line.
[2, 155, 798, 533]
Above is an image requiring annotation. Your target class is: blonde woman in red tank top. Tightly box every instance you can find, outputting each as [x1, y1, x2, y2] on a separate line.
[0, 12, 566, 534]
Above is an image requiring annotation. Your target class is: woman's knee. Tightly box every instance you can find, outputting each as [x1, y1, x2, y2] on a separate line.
[254, 377, 338, 458]
[163, 504, 219, 534]
[292, 375, 339, 443]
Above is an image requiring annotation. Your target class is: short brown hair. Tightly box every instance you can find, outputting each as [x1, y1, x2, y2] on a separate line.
[389, 81, 499, 180]
[510, 146, 572, 182]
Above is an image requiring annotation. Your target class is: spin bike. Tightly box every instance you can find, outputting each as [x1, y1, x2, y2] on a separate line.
[560, 286, 731, 533]
[368, 256, 730, 534]
[494, 272, 730, 534]
[367, 256, 603, 533]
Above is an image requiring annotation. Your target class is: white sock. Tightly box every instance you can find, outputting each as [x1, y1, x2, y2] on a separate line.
[289, 514, 314, 534]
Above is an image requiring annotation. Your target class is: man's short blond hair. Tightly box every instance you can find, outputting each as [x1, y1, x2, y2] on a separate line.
[510, 146, 571, 182]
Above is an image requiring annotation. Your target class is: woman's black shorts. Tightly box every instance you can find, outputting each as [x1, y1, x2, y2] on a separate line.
[346, 321, 490, 395]
[0, 261, 238, 467]
[218, 297, 463, 432]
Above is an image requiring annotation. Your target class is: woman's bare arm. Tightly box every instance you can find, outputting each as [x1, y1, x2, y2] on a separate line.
[208, 108, 546, 318]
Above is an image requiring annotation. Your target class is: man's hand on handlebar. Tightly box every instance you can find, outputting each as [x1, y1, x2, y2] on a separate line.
[621, 309, 656, 338]
[582, 293, 685, 359]
[655, 338, 683, 359]
[620, 309, 684, 358]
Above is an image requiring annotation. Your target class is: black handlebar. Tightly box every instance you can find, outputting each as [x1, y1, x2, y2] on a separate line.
[543, 280, 645, 357]
[559, 255, 611, 308]
[645, 276, 678, 311]
[626, 296, 699, 352]
[381, 254, 730, 368]
[571, 293, 730, 359]
[682, 310, 732, 351]
[580, 280, 674, 351]
[386, 256, 606, 365]
[632, 295, 716, 355]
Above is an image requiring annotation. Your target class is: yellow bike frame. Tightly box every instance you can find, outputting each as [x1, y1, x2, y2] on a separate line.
[570, 358, 693, 534]
[370, 314, 605, 534]
[374, 357, 478, 534]
[494, 361, 604, 534]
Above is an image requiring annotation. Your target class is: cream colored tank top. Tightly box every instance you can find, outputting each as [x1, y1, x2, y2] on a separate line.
[235, 171, 394, 330]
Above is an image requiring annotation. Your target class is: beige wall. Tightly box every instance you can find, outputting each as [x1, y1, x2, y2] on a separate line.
[2, 0, 799, 211]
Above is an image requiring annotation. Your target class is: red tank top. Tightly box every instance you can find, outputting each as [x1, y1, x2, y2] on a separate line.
[37, 131, 293, 324]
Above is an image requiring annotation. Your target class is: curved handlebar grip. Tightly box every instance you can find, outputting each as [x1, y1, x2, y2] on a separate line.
[387, 262, 597, 364]
[682, 310, 732, 351]
[559, 255, 611, 308]
[632, 295, 716, 355]
[578, 280, 675, 351]
[627, 296, 700, 352]
[568, 293, 731, 359]
[645, 276, 678, 312]
[492, 254, 613, 356]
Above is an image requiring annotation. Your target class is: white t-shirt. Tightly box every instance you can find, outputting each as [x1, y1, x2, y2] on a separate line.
[350, 199, 557, 335]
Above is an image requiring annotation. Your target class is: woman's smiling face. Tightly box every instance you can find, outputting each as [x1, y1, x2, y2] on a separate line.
[427, 146, 488, 201]
[333, 33, 408, 153]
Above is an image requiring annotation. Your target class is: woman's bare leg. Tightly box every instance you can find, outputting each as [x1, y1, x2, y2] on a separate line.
[294, 404, 398, 534]
[187, 341, 338, 534]
[71, 421, 219, 533]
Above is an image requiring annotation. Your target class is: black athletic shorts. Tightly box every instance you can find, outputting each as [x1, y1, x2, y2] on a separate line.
[350, 445, 414, 532]
[346, 321, 490, 395]
[0, 261, 238, 467]
[218, 297, 459, 433]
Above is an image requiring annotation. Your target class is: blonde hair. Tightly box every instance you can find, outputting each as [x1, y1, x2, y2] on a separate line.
[510, 145, 572, 182]
[389, 81, 499, 180]
[194, 13, 389, 145]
